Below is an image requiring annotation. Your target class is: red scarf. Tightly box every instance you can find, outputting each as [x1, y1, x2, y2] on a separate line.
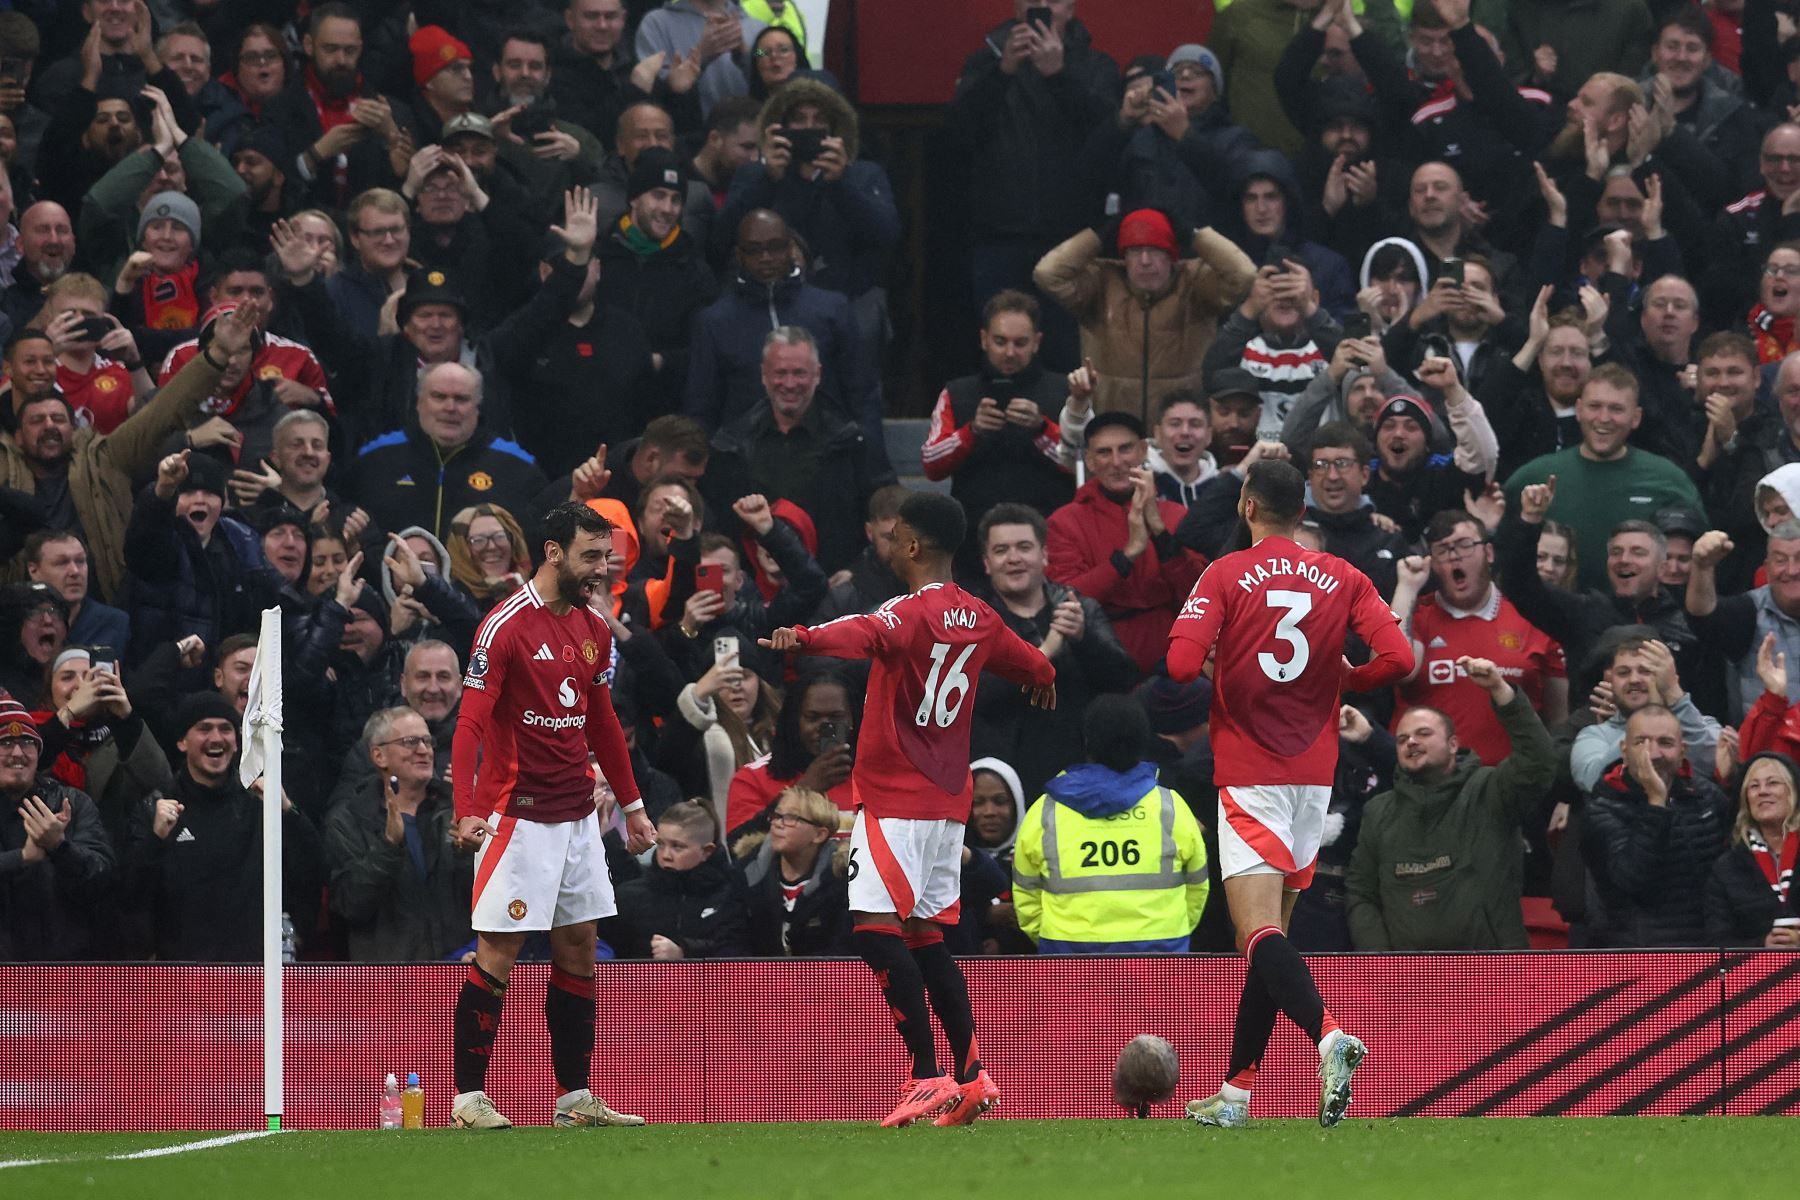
[1749, 303, 1797, 366]
[140, 262, 201, 332]
[1747, 828, 1797, 905]
[302, 64, 360, 131]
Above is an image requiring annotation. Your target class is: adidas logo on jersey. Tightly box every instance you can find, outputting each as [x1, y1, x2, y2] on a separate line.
[534, 644, 554, 661]
[1428, 636, 1448, 648]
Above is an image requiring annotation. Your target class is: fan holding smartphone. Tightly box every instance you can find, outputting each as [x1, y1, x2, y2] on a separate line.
[42, 288, 152, 435]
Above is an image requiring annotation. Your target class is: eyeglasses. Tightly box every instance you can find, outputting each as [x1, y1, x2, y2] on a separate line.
[1763, 152, 1800, 167]
[1428, 538, 1485, 560]
[467, 532, 510, 549]
[376, 735, 433, 751]
[770, 811, 825, 828]
[1310, 456, 1362, 475]
[239, 49, 283, 66]
[354, 224, 407, 240]
[753, 45, 797, 58]
[1766, 264, 1800, 279]
[0, 736, 37, 753]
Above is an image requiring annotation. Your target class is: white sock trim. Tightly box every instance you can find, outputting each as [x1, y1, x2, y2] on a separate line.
[1219, 1083, 1252, 1103]
[1318, 1029, 1345, 1058]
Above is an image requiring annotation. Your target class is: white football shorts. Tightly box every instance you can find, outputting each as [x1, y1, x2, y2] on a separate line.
[848, 812, 964, 923]
[470, 810, 615, 932]
[1216, 784, 1332, 890]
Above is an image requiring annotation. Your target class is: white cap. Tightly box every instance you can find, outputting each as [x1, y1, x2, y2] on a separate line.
[386, 1073, 398, 1087]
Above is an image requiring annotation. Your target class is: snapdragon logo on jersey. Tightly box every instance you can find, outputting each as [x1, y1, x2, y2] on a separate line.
[522, 677, 587, 730]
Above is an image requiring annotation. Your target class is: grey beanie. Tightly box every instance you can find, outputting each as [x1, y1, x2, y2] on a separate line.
[137, 191, 201, 246]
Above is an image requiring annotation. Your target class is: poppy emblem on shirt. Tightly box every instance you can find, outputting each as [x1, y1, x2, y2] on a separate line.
[562, 644, 575, 662]
[576, 343, 593, 357]
[582, 640, 598, 664]
[468, 471, 494, 492]
[93, 374, 119, 393]
[508, 899, 527, 920]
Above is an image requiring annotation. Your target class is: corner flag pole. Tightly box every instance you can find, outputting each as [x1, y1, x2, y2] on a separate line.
[241, 608, 285, 1131]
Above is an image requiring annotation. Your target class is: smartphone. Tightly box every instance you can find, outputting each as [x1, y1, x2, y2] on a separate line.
[713, 635, 740, 671]
[783, 126, 825, 164]
[73, 315, 113, 342]
[1025, 5, 1053, 31]
[1440, 257, 1465, 286]
[816, 719, 846, 751]
[1341, 312, 1372, 340]
[1149, 69, 1177, 99]
[986, 376, 1015, 404]
[90, 646, 117, 677]
[511, 97, 557, 139]
[1263, 243, 1294, 272]
[695, 562, 726, 596]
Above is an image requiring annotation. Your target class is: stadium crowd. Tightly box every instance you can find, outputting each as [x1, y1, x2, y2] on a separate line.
[2, 0, 1799, 963]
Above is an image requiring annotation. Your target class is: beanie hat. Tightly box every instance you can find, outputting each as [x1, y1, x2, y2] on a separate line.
[178, 449, 228, 499]
[1118, 208, 1178, 257]
[3, 580, 69, 625]
[349, 584, 392, 638]
[1318, 78, 1376, 126]
[1136, 674, 1212, 735]
[137, 191, 201, 246]
[628, 146, 687, 200]
[177, 691, 240, 737]
[1166, 44, 1223, 94]
[409, 25, 472, 88]
[0, 688, 41, 747]
[0, 13, 40, 60]
[1374, 395, 1439, 439]
[233, 123, 290, 168]
[250, 501, 310, 538]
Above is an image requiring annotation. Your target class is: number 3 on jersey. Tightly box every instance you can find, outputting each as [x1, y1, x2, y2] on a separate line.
[916, 642, 976, 727]
[1259, 589, 1312, 682]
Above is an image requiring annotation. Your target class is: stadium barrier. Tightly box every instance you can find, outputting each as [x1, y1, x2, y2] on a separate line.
[4, 952, 1798, 1129]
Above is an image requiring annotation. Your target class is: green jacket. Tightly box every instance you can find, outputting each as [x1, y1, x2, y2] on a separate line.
[1502, 446, 1703, 593]
[1499, 0, 1653, 98]
[0, 350, 224, 600]
[1346, 691, 1555, 951]
[1212, 0, 1403, 153]
[77, 138, 248, 287]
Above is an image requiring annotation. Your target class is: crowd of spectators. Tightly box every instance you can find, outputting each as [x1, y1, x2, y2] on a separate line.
[3, 0, 1800, 962]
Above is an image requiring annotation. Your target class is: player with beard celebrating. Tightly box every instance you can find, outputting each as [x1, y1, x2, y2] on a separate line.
[1170, 460, 1412, 1129]
[449, 502, 656, 1130]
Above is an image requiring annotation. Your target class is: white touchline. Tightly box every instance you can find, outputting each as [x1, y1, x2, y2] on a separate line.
[0, 1129, 281, 1171]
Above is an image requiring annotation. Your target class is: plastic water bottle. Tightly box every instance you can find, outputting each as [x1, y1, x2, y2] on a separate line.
[280, 913, 297, 963]
[380, 1074, 403, 1129]
[401, 1072, 425, 1129]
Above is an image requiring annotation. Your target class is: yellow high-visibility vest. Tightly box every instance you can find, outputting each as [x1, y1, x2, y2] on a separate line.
[1013, 784, 1209, 948]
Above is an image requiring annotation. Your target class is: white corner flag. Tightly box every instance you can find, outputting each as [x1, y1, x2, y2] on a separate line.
[241, 607, 285, 1131]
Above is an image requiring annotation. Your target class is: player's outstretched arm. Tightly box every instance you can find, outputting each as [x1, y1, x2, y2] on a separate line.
[1344, 574, 1415, 691]
[1024, 681, 1057, 710]
[763, 613, 887, 661]
[758, 627, 802, 652]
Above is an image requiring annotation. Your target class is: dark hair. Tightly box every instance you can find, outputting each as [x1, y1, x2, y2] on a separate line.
[981, 288, 1040, 330]
[751, 23, 808, 65]
[1307, 420, 1372, 463]
[899, 491, 966, 556]
[498, 28, 551, 55]
[542, 501, 614, 552]
[1657, 3, 1714, 48]
[978, 502, 1047, 551]
[1611, 518, 1667, 556]
[705, 95, 763, 136]
[637, 472, 706, 531]
[215, 632, 259, 664]
[1243, 460, 1306, 525]
[204, 247, 269, 291]
[1410, 2, 1448, 30]
[1369, 242, 1421, 282]
[308, 2, 359, 37]
[697, 531, 738, 560]
[237, 22, 287, 68]
[868, 484, 910, 522]
[1697, 330, 1758, 367]
[1083, 695, 1152, 773]
[639, 414, 710, 465]
[1155, 388, 1209, 422]
[8, 329, 54, 356]
[1424, 508, 1483, 546]
[768, 672, 854, 779]
[23, 528, 83, 565]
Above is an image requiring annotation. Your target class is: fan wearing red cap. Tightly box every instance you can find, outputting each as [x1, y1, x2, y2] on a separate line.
[409, 26, 475, 131]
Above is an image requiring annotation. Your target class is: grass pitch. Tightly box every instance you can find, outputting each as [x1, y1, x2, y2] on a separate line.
[0, 1118, 1780, 1199]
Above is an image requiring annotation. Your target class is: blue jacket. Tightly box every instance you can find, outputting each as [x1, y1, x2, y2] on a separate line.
[719, 161, 898, 300]
[684, 266, 880, 437]
[122, 489, 284, 667]
[1227, 149, 1358, 319]
[68, 598, 130, 652]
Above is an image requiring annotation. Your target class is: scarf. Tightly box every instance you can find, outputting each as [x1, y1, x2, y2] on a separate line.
[1750, 304, 1797, 366]
[28, 708, 109, 793]
[619, 216, 680, 260]
[1747, 827, 1797, 905]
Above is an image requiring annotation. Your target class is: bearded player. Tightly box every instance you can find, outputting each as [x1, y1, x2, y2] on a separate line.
[761, 492, 1055, 1128]
[449, 502, 658, 1130]
[1169, 461, 1412, 1128]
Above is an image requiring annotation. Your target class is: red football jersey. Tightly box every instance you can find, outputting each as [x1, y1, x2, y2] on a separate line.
[159, 333, 335, 417]
[58, 357, 134, 433]
[1395, 589, 1565, 765]
[1169, 536, 1412, 788]
[795, 582, 1055, 821]
[452, 581, 640, 824]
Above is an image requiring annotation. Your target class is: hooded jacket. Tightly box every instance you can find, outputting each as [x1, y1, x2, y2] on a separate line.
[718, 77, 900, 299]
[685, 265, 877, 433]
[1012, 761, 1209, 953]
[633, 0, 766, 115]
[948, 17, 1122, 244]
[611, 848, 751, 958]
[1225, 149, 1358, 319]
[1581, 760, 1734, 948]
[735, 830, 851, 957]
[1345, 690, 1555, 950]
[1034, 226, 1257, 425]
[969, 756, 1027, 863]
